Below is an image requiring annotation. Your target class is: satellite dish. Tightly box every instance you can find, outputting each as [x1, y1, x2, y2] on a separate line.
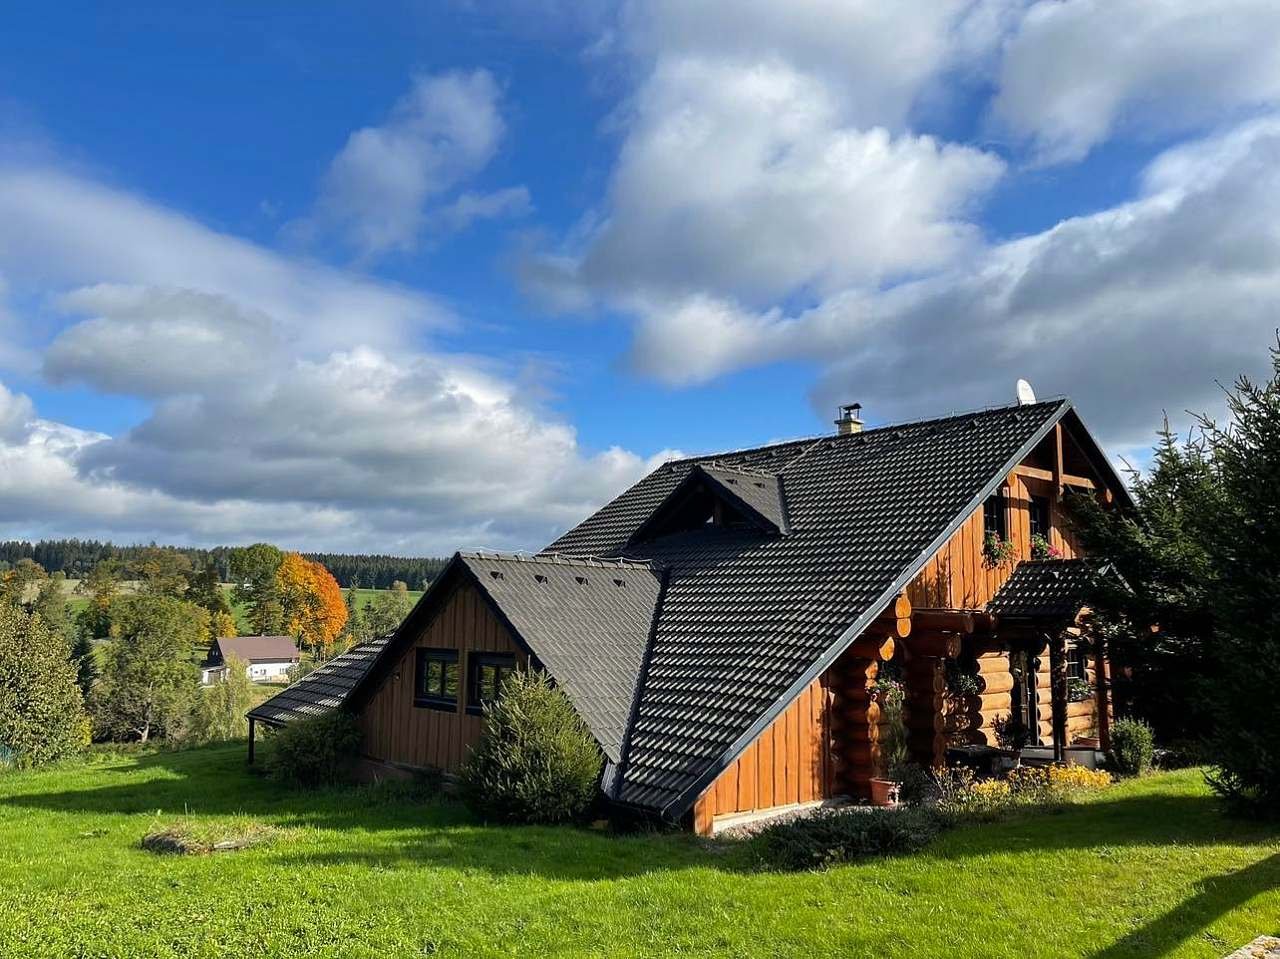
[1016, 379, 1037, 405]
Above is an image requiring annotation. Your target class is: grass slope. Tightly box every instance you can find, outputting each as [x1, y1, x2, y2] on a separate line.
[0, 745, 1276, 958]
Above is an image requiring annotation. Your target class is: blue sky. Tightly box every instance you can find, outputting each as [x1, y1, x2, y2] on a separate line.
[1, 1, 1279, 553]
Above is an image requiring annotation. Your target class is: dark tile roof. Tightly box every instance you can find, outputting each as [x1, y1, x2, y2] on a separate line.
[987, 558, 1111, 621]
[547, 399, 1074, 816]
[212, 635, 299, 664]
[247, 635, 391, 725]
[459, 553, 662, 763]
[629, 463, 790, 542]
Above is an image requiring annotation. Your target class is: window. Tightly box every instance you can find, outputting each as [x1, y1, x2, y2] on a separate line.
[467, 653, 517, 714]
[1029, 494, 1051, 540]
[983, 491, 1007, 540]
[414, 648, 459, 710]
[1066, 642, 1087, 682]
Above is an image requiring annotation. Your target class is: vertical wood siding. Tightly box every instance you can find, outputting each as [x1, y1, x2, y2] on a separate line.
[696, 675, 833, 823]
[907, 468, 1081, 610]
[358, 580, 525, 772]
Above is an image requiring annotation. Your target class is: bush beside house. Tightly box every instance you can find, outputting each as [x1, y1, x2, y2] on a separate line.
[459, 670, 602, 824]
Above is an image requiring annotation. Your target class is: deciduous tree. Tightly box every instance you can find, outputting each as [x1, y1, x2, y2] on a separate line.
[90, 596, 204, 743]
[188, 653, 253, 743]
[276, 553, 347, 656]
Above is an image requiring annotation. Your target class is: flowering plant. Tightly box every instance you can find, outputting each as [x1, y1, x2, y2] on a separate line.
[1030, 533, 1062, 560]
[983, 531, 1016, 567]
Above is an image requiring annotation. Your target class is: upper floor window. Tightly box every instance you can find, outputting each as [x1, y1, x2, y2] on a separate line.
[467, 653, 517, 714]
[1029, 494, 1051, 540]
[414, 647, 459, 711]
[983, 491, 1007, 540]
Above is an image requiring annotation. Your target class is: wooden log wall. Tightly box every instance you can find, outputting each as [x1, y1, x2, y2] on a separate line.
[903, 652, 946, 767]
[830, 653, 881, 799]
[357, 580, 525, 771]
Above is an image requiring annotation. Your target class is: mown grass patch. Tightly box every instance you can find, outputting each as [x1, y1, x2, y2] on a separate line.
[0, 744, 1276, 958]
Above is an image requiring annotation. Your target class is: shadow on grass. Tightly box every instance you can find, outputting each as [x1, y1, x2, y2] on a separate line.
[0, 742, 715, 881]
[1087, 851, 1280, 959]
[4, 745, 1279, 887]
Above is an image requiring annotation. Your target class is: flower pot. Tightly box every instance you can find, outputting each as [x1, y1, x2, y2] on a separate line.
[869, 778, 900, 806]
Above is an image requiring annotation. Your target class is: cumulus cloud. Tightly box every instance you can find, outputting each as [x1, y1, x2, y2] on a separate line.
[635, 116, 1280, 452]
[301, 70, 527, 258]
[992, 0, 1280, 163]
[0, 164, 664, 552]
[524, 4, 1009, 313]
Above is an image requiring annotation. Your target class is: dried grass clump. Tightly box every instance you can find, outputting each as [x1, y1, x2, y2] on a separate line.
[141, 815, 282, 855]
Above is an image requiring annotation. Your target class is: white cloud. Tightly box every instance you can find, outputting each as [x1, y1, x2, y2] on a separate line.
[632, 116, 1280, 451]
[992, 0, 1280, 163]
[45, 285, 280, 397]
[0, 164, 663, 553]
[302, 70, 526, 258]
[524, 6, 1008, 312]
[0, 166, 448, 356]
[437, 186, 533, 234]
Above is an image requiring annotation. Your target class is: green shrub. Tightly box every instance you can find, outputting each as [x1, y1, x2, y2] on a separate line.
[0, 603, 91, 768]
[264, 710, 363, 787]
[1110, 718, 1155, 776]
[754, 805, 945, 871]
[459, 670, 602, 824]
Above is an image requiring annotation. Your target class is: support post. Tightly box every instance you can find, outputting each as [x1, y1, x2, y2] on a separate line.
[1094, 633, 1111, 753]
[248, 717, 256, 765]
[1047, 633, 1067, 762]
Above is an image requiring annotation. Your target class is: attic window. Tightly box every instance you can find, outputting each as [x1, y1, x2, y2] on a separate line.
[489, 570, 504, 580]
[575, 575, 588, 585]
[534, 574, 548, 584]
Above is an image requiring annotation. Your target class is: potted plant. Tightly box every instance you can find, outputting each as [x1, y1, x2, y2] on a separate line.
[992, 714, 1032, 771]
[869, 671, 907, 805]
[983, 531, 1016, 568]
[1029, 533, 1062, 560]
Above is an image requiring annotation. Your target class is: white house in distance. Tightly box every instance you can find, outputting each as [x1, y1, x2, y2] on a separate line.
[201, 636, 300, 685]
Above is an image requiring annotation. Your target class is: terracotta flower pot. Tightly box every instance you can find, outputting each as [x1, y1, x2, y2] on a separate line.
[869, 778, 900, 806]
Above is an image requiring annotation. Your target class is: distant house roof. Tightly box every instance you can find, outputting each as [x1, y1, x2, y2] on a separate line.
[247, 635, 391, 726]
[210, 636, 299, 665]
[987, 558, 1117, 621]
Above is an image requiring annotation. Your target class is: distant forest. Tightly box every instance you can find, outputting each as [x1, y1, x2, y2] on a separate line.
[0, 539, 448, 590]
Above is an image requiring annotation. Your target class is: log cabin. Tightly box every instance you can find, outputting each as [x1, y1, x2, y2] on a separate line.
[249, 397, 1130, 835]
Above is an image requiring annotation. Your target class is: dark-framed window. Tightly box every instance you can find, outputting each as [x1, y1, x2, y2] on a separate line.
[1029, 494, 1051, 540]
[983, 491, 1007, 540]
[467, 653, 517, 715]
[1066, 642, 1088, 682]
[414, 648, 459, 710]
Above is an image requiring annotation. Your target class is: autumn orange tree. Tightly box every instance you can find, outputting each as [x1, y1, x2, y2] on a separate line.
[276, 553, 347, 657]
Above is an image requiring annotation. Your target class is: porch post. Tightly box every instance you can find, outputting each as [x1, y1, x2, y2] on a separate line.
[1047, 632, 1067, 763]
[248, 717, 256, 765]
[1094, 633, 1111, 753]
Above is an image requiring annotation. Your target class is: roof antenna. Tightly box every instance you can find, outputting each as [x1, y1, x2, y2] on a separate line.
[835, 403, 863, 435]
[1015, 379, 1037, 405]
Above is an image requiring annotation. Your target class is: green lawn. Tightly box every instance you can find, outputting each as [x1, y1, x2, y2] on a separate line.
[0, 747, 1276, 959]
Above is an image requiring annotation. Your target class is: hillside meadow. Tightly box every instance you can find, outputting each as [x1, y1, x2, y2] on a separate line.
[0, 744, 1276, 958]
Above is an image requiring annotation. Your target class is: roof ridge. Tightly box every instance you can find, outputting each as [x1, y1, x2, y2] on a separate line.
[657, 398, 1070, 469]
[465, 549, 656, 570]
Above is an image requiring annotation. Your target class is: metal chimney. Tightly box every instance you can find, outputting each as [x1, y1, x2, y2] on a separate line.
[835, 403, 864, 435]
